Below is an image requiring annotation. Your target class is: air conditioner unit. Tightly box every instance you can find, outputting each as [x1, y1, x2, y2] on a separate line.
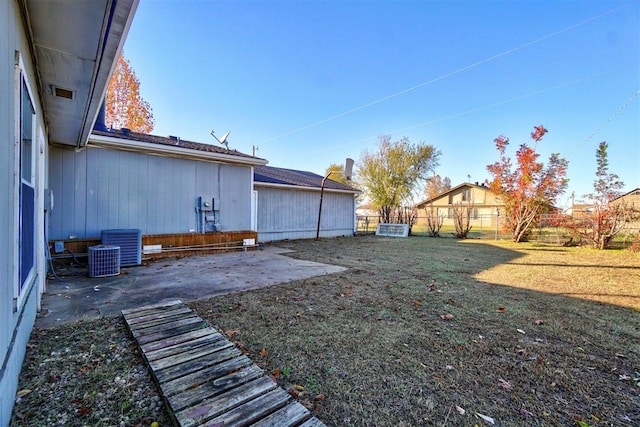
[89, 245, 120, 277]
[101, 229, 142, 266]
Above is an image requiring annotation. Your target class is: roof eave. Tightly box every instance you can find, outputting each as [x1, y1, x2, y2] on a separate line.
[254, 181, 360, 194]
[88, 132, 269, 166]
[78, 0, 139, 148]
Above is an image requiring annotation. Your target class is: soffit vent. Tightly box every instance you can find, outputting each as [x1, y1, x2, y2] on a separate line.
[52, 85, 74, 100]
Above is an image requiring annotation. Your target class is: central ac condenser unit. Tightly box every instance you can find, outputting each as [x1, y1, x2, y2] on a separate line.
[89, 245, 120, 277]
[101, 229, 142, 266]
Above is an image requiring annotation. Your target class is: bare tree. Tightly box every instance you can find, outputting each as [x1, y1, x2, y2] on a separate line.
[424, 204, 444, 237]
[452, 200, 474, 239]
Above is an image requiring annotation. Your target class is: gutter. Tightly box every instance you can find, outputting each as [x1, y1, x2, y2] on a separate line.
[254, 181, 361, 195]
[78, 0, 139, 148]
[89, 133, 268, 166]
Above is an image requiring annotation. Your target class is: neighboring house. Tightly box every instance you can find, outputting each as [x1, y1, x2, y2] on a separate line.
[1, 0, 138, 424]
[573, 188, 640, 231]
[572, 188, 640, 217]
[356, 202, 379, 218]
[415, 182, 504, 228]
[254, 166, 360, 242]
[612, 188, 640, 210]
[49, 129, 267, 240]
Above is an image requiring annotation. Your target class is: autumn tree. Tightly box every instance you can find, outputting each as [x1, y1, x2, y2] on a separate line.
[106, 53, 154, 133]
[424, 175, 452, 199]
[486, 125, 568, 242]
[567, 142, 628, 249]
[357, 135, 440, 224]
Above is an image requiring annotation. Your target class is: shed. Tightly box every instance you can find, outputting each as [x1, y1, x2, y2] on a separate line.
[254, 166, 360, 242]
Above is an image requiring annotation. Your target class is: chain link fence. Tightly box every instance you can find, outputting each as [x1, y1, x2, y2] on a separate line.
[357, 213, 640, 249]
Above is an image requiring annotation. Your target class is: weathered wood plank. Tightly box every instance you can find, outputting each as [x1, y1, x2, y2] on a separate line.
[199, 387, 291, 427]
[137, 320, 209, 345]
[299, 417, 326, 427]
[144, 332, 225, 362]
[126, 306, 195, 328]
[161, 355, 254, 398]
[121, 299, 183, 316]
[175, 377, 281, 427]
[154, 346, 243, 384]
[250, 401, 311, 427]
[131, 315, 204, 339]
[149, 339, 234, 372]
[123, 300, 326, 426]
[168, 364, 264, 412]
[141, 327, 214, 353]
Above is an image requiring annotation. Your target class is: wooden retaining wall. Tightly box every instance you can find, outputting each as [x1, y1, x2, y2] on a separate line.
[49, 231, 258, 261]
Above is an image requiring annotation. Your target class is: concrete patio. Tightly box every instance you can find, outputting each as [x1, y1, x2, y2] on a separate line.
[36, 246, 346, 329]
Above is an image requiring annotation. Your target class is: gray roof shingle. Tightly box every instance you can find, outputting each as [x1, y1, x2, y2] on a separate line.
[92, 129, 264, 161]
[254, 165, 359, 192]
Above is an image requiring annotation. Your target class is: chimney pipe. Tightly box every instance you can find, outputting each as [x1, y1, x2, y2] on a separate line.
[93, 98, 108, 132]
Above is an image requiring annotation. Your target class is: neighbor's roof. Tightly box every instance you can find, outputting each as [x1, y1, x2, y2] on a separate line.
[416, 182, 495, 207]
[613, 187, 640, 202]
[254, 165, 359, 193]
[89, 129, 268, 166]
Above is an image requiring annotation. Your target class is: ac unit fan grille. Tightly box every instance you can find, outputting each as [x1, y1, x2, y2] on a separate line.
[101, 229, 141, 266]
[89, 245, 120, 277]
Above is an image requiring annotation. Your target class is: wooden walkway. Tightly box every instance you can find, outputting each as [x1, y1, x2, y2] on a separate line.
[122, 300, 325, 427]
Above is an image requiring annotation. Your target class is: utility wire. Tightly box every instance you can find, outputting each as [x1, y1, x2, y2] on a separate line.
[262, 1, 636, 145]
[568, 89, 640, 158]
[307, 74, 602, 155]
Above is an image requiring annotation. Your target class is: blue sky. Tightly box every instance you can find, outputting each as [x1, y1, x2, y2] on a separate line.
[123, 0, 639, 206]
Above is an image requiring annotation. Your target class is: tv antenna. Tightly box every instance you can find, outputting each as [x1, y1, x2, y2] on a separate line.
[210, 130, 231, 149]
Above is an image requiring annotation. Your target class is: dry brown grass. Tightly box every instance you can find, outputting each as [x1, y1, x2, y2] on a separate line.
[189, 235, 640, 426]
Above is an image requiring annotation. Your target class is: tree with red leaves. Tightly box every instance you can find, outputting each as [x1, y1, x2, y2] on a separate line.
[567, 141, 629, 249]
[486, 125, 568, 242]
[106, 53, 154, 133]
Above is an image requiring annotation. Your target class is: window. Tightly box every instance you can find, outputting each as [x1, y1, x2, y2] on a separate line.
[17, 53, 36, 300]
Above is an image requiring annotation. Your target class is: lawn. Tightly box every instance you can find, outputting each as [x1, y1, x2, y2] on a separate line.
[189, 235, 640, 426]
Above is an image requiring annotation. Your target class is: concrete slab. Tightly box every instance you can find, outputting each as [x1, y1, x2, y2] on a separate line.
[36, 246, 346, 329]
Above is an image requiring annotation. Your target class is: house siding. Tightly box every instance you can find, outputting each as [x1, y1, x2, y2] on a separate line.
[1, 2, 48, 424]
[256, 186, 355, 242]
[416, 184, 503, 228]
[49, 145, 253, 239]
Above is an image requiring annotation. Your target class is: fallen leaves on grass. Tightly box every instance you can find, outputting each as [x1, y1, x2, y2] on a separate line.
[440, 313, 454, 320]
[258, 347, 268, 358]
[224, 329, 240, 338]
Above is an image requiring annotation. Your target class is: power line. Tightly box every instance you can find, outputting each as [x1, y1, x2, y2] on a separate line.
[307, 74, 602, 155]
[262, 1, 636, 145]
[568, 89, 640, 158]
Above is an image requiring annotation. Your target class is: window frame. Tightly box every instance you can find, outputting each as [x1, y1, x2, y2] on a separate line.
[14, 51, 37, 309]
